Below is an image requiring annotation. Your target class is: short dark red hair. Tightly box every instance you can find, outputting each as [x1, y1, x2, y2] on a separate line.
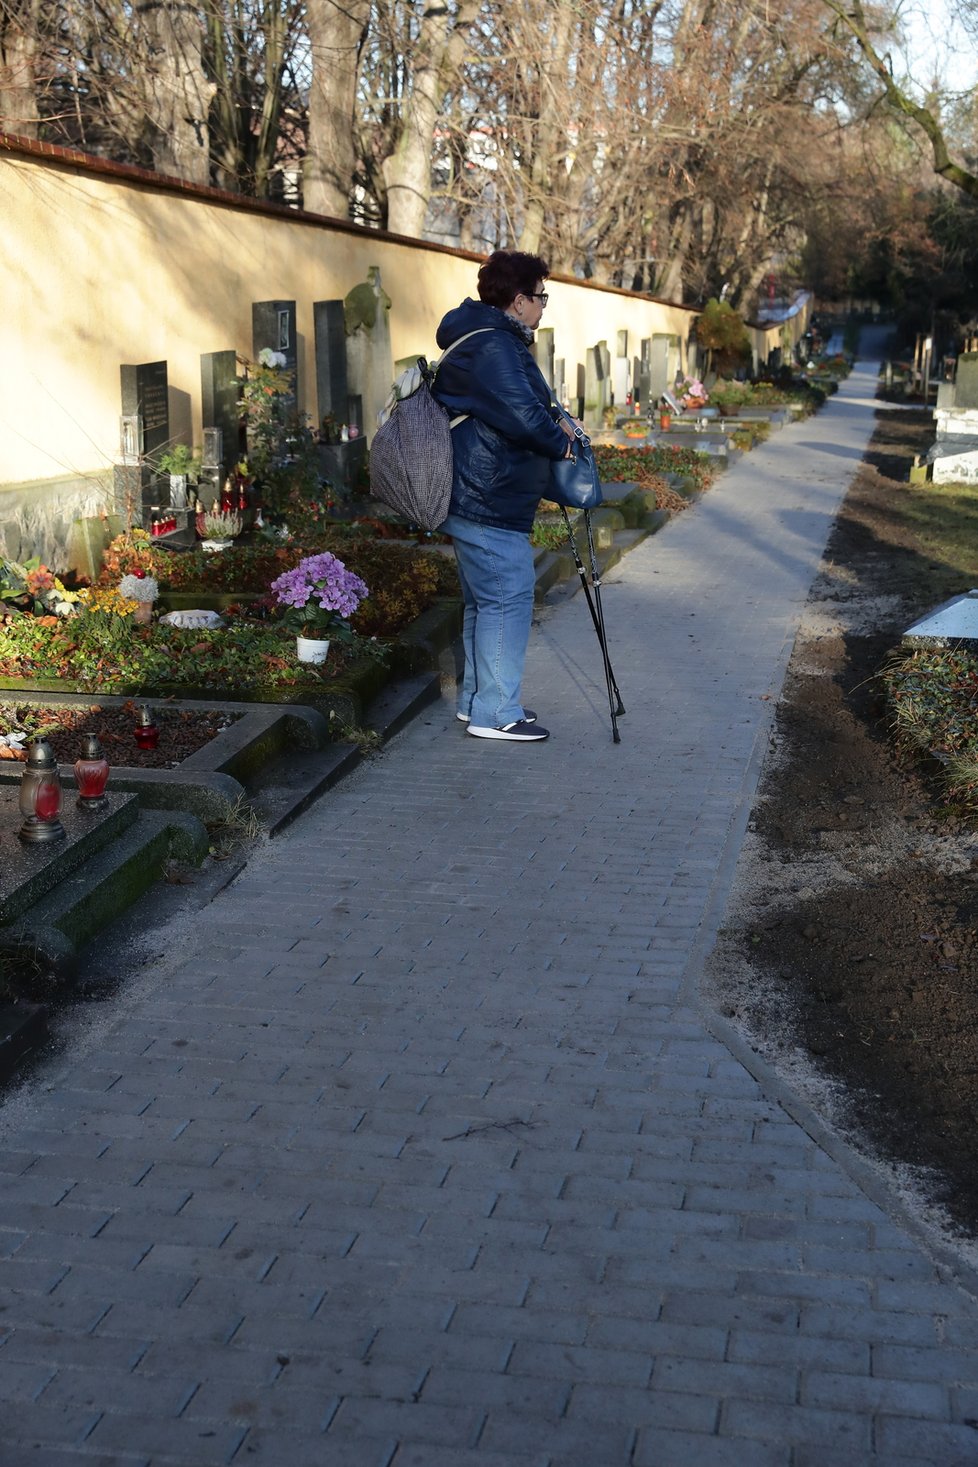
[477, 250, 550, 309]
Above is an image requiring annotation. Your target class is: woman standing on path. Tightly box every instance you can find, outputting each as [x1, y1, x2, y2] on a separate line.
[433, 250, 575, 743]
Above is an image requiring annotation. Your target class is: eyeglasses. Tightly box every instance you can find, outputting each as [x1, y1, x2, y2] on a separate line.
[527, 292, 549, 306]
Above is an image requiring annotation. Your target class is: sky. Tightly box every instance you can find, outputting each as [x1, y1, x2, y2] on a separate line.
[898, 0, 977, 94]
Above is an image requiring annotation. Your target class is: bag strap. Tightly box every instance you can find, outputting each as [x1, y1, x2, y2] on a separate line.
[434, 327, 494, 372]
[555, 402, 592, 455]
[433, 328, 495, 431]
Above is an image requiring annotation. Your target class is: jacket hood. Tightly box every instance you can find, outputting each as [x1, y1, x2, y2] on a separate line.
[436, 298, 526, 349]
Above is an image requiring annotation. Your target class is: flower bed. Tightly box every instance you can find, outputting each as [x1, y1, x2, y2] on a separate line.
[97, 533, 455, 636]
[0, 608, 386, 699]
[593, 443, 718, 496]
[0, 699, 239, 769]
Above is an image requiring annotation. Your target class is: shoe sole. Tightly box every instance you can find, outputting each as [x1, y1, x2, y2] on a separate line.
[467, 725, 549, 742]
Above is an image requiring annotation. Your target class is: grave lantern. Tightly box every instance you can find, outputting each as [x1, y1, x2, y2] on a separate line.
[202, 428, 223, 473]
[18, 739, 66, 844]
[134, 706, 159, 750]
[73, 733, 110, 811]
[120, 414, 143, 465]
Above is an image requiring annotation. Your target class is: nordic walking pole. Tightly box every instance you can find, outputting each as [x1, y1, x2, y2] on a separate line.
[560, 506, 625, 723]
[582, 509, 621, 743]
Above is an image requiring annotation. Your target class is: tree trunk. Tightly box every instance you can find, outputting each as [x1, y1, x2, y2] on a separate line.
[304, 0, 370, 218]
[656, 203, 694, 302]
[134, 0, 214, 185]
[381, 0, 480, 239]
[0, 0, 41, 137]
[517, 1, 577, 254]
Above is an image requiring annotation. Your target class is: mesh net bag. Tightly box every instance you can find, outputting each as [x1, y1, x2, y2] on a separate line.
[369, 381, 454, 531]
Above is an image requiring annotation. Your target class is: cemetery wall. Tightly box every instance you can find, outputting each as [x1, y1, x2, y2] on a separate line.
[0, 134, 807, 567]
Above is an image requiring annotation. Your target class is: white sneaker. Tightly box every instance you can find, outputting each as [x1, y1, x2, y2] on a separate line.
[467, 720, 549, 742]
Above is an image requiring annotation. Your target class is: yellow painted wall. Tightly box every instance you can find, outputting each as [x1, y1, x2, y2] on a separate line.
[0, 141, 807, 490]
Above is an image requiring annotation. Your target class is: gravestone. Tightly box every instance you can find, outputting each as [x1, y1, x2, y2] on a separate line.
[904, 590, 978, 650]
[313, 301, 349, 433]
[573, 362, 586, 419]
[636, 339, 652, 412]
[929, 444, 978, 484]
[345, 267, 393, 443]
[649, 335, 673, 403]
[553, 358, 567, 409]
[117, 361, 168, 524]
[200, 350, 242, 476]
[315, 299, 368, 493]
[252, 301, 298, 383]
[534, 328, 555, 388]
[120, 361, 169, 461]
[613, 331, 630, 409]
[583, 343, 609, 431]
[955, 354, 978, 410]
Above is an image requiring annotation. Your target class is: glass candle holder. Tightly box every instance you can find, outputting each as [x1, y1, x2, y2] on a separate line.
[134, 707, 159, 750]
[74, 732, 110, 810]
[18, 738, 66, 843]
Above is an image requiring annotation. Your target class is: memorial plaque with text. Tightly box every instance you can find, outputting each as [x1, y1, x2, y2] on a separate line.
[120, 361, 169, 461]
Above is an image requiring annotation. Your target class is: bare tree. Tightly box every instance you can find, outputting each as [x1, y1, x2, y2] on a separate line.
[821, 0, 978, 199]
[0, 0, 42, 136]
[207, 0, 305, 196]
[134, 0, 213, 182]
[376, 0, 482, 238]
[304, 0, 371, 217]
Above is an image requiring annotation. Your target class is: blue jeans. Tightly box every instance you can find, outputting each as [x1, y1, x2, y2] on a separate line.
[442, 513, 535, 728]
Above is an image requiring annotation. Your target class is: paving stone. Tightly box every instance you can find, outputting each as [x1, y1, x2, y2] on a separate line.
[632, 1429, 790, 1466]
[873, 1415, 978, 1459]
[721, 1398, 872, 1450]
[0, 1453, 150, 1467]
[801, 1369, 950, 1418]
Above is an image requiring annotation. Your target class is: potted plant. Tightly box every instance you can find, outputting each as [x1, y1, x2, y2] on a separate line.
[711, 379, 752, 415]
[679, 378, 709, 410]
[157, 443, 201, 510]
[118, 567, 159, 625]
[269, 551, 369, 664]
[198, 510, 242, 551]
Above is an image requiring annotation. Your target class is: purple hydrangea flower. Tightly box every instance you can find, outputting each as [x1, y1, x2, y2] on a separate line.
[270, 553, 369, 633]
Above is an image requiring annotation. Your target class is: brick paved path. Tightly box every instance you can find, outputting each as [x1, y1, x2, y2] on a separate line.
[3, 345, 978, 1466]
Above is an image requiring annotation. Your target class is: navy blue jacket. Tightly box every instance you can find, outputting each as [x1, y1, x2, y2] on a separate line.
[432, 299, 568, 533]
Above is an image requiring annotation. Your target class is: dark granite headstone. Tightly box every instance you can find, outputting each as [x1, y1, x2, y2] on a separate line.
[120, 361, 168, 461]
[253, 301, 298, 380]
[637, 339, 651, 410]
[313, 301, 348, 430]
[119, 361, 168, 522]
[201, 350, 242, 475]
